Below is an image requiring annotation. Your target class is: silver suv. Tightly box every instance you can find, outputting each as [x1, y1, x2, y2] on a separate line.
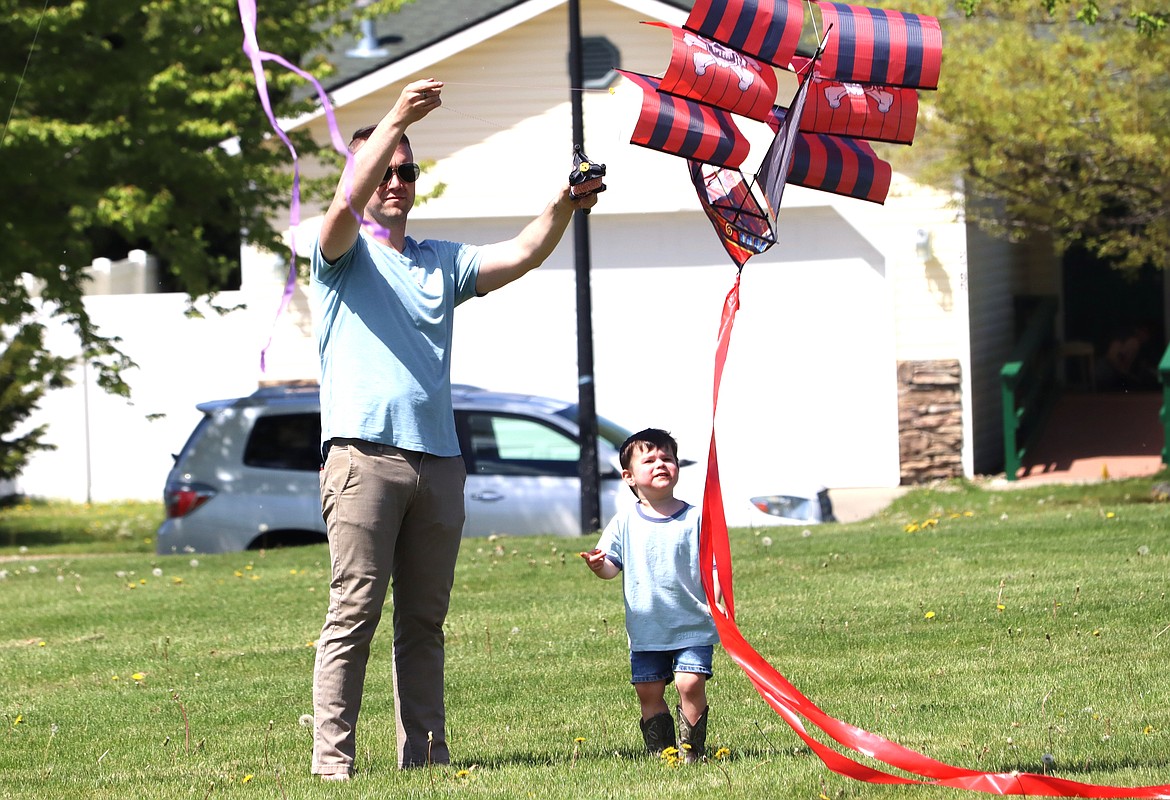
[156, 384, 652, 554]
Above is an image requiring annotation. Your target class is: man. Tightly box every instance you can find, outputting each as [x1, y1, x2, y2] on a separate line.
[310, 78, 599, 780]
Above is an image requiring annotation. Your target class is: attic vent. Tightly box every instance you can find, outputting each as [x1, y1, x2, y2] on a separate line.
[579, 36, 620, 89]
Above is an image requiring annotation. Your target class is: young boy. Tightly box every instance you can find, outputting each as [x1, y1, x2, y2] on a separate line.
[581, 428, 718, 762]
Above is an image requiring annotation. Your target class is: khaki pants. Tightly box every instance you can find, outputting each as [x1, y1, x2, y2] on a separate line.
[312, 439, 466, 775]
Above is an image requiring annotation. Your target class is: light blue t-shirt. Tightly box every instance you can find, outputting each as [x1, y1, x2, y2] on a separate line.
[595, 502, 719, 652]
[310, 230, 481, 456]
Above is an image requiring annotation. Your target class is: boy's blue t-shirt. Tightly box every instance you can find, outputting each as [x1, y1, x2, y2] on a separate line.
[310, 230, 481, 456]
[595, 502, 719, 651]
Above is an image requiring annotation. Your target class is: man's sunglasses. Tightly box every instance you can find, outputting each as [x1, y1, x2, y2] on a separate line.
[382, 162, 421, 184]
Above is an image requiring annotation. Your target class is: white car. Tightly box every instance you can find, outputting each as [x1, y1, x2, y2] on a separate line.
[156, 384, 683, 554]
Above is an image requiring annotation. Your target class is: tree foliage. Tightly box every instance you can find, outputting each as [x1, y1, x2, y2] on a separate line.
[904, 0, 1170, 271]
[0, 0, 409, 480]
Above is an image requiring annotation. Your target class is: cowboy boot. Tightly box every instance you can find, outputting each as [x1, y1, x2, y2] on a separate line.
[678, 705, 708, 763]
[639, 711, 676, 755]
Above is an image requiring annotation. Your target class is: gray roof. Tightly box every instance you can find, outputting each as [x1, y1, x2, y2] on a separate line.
[322, 0, 693, 92]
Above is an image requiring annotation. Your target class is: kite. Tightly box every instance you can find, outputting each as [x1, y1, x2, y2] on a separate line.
[620, 0, 1170, 796]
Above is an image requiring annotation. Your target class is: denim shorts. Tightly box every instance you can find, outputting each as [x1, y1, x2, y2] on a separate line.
[630, 645, 714, 684]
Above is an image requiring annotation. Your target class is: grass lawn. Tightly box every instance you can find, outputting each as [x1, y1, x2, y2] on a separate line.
[1, 475, 1168, 799]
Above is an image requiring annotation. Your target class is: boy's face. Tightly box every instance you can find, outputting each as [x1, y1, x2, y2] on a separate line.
[622, 444, 680, 501]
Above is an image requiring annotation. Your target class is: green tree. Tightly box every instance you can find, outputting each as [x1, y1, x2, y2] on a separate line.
[0, 0, 408, 481]
[905, 1, 1169, 271]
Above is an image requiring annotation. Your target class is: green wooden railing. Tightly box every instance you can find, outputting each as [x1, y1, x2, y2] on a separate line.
[1001, 297, 1059, 481]
[1160, 341, 1170, 467]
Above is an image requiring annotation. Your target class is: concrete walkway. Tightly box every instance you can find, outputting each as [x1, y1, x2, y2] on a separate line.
[1014, 390, 1164, 485]
[829, 390, 1166, 522]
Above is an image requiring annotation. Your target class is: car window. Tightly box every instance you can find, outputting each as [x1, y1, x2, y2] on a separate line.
[243, 412, 321, 471]
[460, 412, 579, 477]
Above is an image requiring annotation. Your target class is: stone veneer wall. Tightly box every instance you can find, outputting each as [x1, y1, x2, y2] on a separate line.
[898, 359, 963, 484]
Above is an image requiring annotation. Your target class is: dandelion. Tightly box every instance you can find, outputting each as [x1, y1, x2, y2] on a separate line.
[189, 559, 200, 568]
[801, 529, 811, 538]
[760, 536, 773, 547]
[996, 604, 1006, 612]
[234, 570, 244, 578]
[112, 675, 120, 681]
[152, 568, 163, 578]
[904, 522, 919, 533]
[1138, 546, 1150, 556]
[0, 570, 8, 580]
[27, 565, 39, 574]
[13, 715, 23, 726]
[1143, 725, 1155, 735]
[714, 746, 731, 760]
[574, 737, 586, 743]
[1105, 511, 1116, 519]
[924, 611, 936, 619]
[171, 577, 184, 585]
[38, 641, 46, 647]
[242, 774, 254, 783]
[298, 714, 314, 727]
[456, 769, 470, 779]
[131, 672, 146, 683]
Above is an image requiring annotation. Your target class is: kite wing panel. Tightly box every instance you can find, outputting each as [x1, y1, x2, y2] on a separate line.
[815, 2, 942, 90]
[646, 21, 780, 122]
[788, 132, 892, 204]
[757, 66, 813, 218]
[684, 0, 805, 68]
[791, 56, 918, 144]
[619, 70, 751, 168]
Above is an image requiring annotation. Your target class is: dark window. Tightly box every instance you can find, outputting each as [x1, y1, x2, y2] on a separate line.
[579, 36, 620, 89]
[458, 412, 580, 477]
[243, 413, 321, 471]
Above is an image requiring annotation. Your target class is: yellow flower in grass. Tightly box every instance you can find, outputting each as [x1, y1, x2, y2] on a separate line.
[574, 737, 586, 743]
[456, 769, 470, 779]
[1143, 725, 1155, 735]
[242, 774, 254, 783]
[996, 604, 1006, 612]
[714, 746, 731, 760]
[924, 611, 936, 619]
[904, 522, 920, 533]
[131, 672, 146, 683]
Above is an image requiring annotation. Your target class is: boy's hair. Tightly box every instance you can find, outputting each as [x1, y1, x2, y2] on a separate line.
[348, 125, 411, 153]
[618, 428, 678, 470]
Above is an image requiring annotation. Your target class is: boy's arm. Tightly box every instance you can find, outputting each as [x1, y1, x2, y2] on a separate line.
[580, 548, 620, 580]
